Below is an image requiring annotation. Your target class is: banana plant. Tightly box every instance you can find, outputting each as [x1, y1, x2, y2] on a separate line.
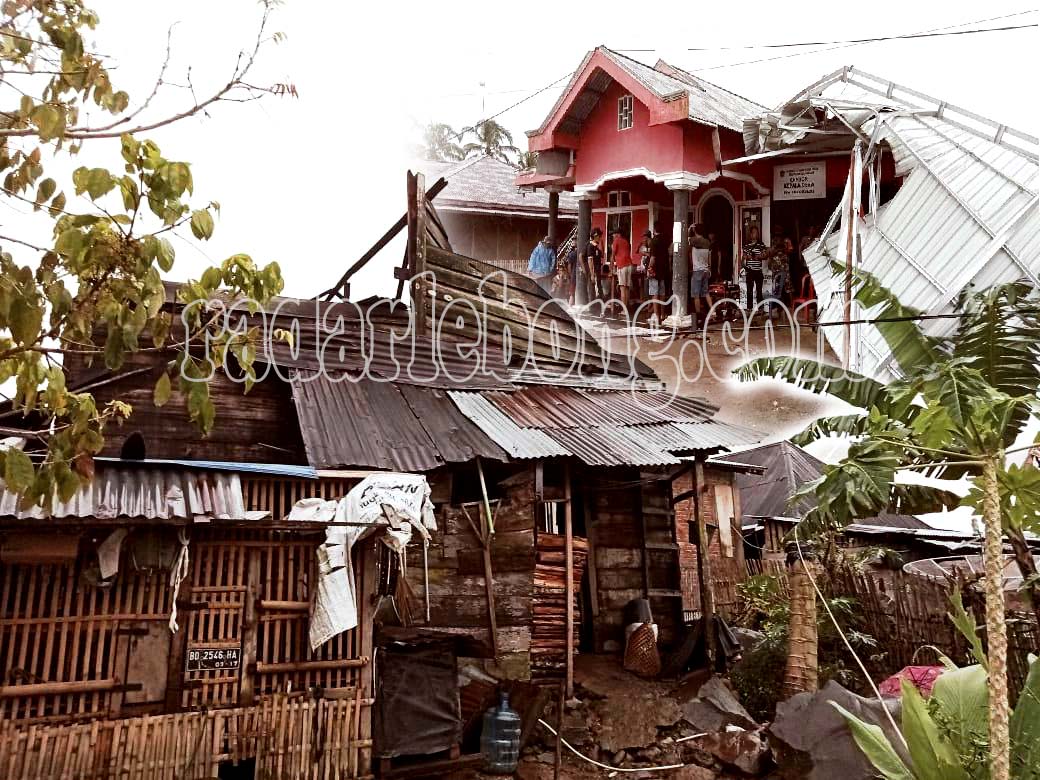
[736, 276, 1040, 780]
[834, 653, 1038, 780]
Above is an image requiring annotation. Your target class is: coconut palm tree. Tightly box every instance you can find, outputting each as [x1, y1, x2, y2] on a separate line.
[417, 122, 465, 162]
[461, 119, 520, 163]
[516, 150, 538, 171]
[737, 274, 1040, 780]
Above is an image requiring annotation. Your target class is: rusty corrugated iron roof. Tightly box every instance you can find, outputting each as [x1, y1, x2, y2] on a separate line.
[0, 463, 251, 521]
[290, 372, 509, 470]
[447, 387, 759, 465]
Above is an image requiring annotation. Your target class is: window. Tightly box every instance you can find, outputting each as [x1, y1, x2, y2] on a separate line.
[618, 94, 634, 131]
[607, 191, 631, 209]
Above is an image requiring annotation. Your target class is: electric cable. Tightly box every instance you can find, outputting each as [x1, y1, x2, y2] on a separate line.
[538, 718, 687, 773]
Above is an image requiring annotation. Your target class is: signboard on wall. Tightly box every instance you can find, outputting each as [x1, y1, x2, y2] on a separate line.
[774, 162, 826, 200]
[186, 646, 241, 672]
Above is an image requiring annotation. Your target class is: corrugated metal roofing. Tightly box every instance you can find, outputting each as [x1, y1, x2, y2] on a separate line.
[413, 156, 580, 216]
[447, 388, 759, 465]
[93, 457, 317, 478]
[446, 390, 569, 459]
[0, 465, 249, 521]
[290, 373, 509, 471]
[769, 68, 1040, 380]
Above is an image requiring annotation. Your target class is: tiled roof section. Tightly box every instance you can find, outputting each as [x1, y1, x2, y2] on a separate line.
[290, 372, 508, 471]
[448, 387, 759, 465]
[414, 155, 579, 216]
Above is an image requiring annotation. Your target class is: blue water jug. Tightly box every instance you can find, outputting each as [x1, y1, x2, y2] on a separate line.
[480, 690, 522, 774]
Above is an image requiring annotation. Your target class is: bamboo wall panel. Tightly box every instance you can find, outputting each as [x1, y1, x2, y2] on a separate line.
[0, 694, 370, 780]
[0, 561, 171, 723]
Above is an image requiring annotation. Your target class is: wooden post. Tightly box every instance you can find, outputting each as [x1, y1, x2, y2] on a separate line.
[239, 549, 261, 706]
[547, 189, 560, 249]
[163, 559, 193, 712]
[409, 171, 428, 336]
[576, 198, 592, 306]
[553, 683, 565, 780]
[357, 541, 378, 777]
[563, 462, 574, 700]
[693, 459, 716, 667]
[671, 187, 690, 319]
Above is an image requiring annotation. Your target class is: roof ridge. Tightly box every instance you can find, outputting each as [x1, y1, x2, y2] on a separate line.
[597, 46, 689, 97]
[655, 58, 770, 111]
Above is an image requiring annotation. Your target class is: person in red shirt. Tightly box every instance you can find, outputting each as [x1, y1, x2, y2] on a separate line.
[611, 226, 633, 315]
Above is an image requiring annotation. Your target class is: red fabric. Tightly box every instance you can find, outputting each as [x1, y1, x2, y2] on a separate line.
[878, 665, 945, 698]
[612, 236, 632, 268]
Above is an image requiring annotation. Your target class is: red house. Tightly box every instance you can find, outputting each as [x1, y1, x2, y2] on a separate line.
[515, 49, 894, 314]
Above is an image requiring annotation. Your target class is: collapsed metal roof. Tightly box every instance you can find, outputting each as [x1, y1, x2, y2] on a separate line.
[0, 463, 255, 521]
[749, 66, 1039, 379]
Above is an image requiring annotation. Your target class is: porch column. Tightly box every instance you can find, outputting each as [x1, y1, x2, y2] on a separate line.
[575, 196, 592, 306]
[547, 188, 560, 248]
[670, 186, 691, 320]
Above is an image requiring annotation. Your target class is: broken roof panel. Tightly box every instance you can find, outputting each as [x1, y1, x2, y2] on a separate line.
[762, 67, 1040, 379]
[446, 390, 569, 459]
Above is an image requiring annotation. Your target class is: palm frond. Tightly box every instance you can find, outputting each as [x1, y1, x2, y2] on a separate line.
[952, 280, 1040, 443]
[790, 413, 869, 446]
[736, 356, 885, 411]
[837, 262, 943, 375]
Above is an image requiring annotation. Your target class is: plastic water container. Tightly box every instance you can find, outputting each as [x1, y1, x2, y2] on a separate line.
[480, 690, 522, 774]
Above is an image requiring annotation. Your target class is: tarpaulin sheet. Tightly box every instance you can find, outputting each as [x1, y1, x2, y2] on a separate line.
[374, 641, 462, 758]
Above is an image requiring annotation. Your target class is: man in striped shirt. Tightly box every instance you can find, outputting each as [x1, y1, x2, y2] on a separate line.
[740, 225, 767, 312]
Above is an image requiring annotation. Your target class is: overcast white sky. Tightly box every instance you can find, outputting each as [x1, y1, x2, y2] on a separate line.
[11, 1, 1038, 299]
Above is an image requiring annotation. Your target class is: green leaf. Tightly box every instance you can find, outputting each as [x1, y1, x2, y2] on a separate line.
[1011, 656, 1040, 780]
[831, 702, 913, 780]
[153, 372, 172, 407]
[190, 209, 214, 240]
[8, 296, 43, 346]
[35, 178, 57, 205]
[156, 237, 175, 272]
[900, 679, 966, 780]
[930, 664, 988, 759]
[3, 447, 35, 493]
[30, 104, 65, 141]
[947, 590, 987, 668]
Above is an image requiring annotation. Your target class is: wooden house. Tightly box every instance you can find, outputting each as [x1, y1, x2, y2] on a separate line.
[0, 174, 761, 777]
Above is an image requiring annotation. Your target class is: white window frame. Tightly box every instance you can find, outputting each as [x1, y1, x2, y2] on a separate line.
[617, 94, 634, 131]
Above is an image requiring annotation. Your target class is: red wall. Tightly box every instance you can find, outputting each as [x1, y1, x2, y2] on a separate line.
[575, 80, 684, 189]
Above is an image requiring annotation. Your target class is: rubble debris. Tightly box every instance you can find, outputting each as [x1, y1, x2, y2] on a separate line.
[770, 680, 907, 780]
[679, 675, 758, 734]
[699, 726, 771, 775]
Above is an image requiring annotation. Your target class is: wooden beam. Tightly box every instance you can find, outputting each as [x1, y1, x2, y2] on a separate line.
[693, 459, 716, 667]
[239, 549, 261, 706]
[411, 172, 429, 335]
[163, 565, 194, 712]
[564, 461, 574, 700]
[320, 176, 448, 301]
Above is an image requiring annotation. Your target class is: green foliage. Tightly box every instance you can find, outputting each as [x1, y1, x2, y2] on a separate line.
[836, 654, 1039, 779]
[416, 122, 465, 162]
[462, 119, 520, 163]
[731, 573, 877, 720]
[0, 1, 285, 509]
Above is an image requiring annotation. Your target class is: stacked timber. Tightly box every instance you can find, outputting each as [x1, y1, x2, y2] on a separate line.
[531, 533, 588, 680]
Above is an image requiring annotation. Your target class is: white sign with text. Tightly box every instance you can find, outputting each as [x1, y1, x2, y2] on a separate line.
[774, 162, 826, 200]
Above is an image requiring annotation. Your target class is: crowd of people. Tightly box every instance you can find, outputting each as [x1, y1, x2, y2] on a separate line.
[529, 220, 817, 327]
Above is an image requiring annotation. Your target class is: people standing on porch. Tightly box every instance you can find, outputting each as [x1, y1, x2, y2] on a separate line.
[644, 229, 665, 326]
[528, 236, 556, 294]
[689, 223, 713, 328]
[651, 223, 671, 302]
[636, 229, 653, 308]
[564, 242, 579, 305]
[740, 225, 767, 313]
[611, 225, 633, 315]
[585, 227, 604, 300]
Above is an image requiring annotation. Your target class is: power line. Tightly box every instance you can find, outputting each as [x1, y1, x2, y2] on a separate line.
[690, 12, 1038, 72]
[686, 21, 1037, 51]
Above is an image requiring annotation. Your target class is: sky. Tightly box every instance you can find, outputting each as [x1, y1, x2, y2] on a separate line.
[6, 0, 1039, 300]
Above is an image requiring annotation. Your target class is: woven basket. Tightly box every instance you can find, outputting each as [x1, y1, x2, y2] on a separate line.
[623, 622, 661, 678]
